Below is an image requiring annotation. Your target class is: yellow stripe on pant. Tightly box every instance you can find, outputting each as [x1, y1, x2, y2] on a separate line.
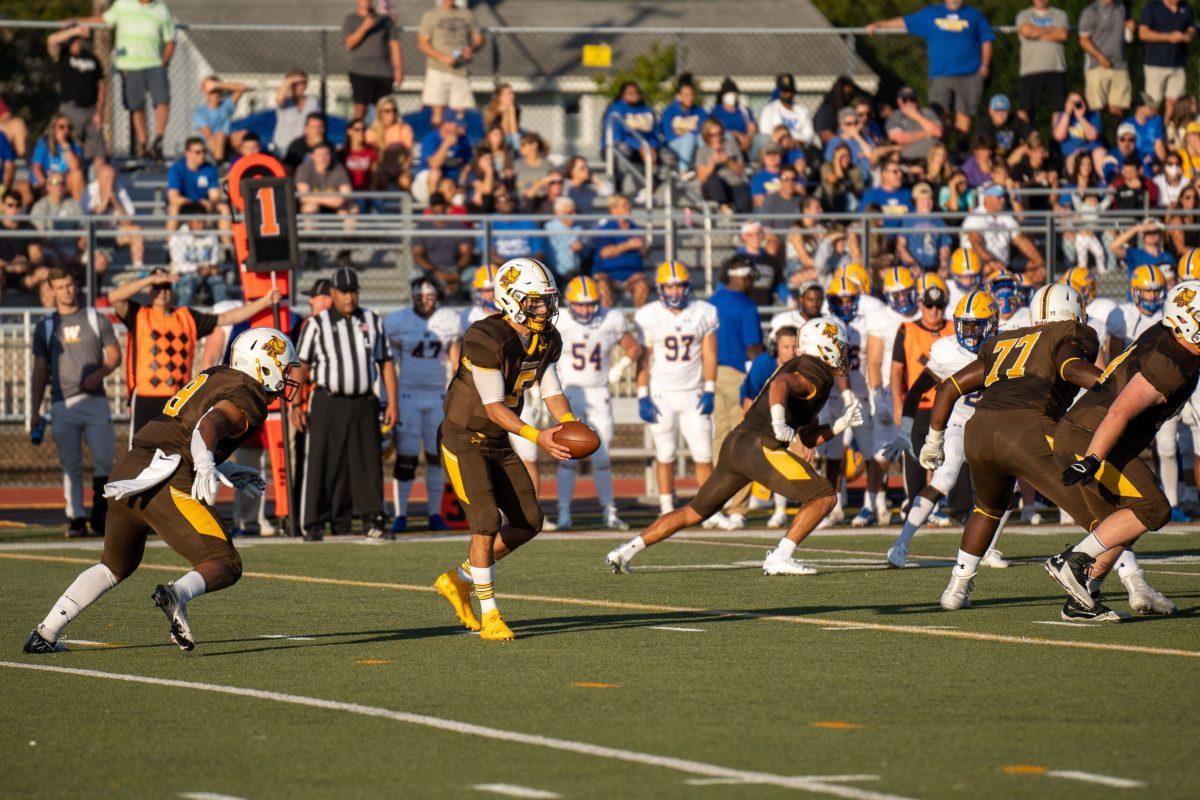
[761, 447, 811, 481]
[168, 486, 228, 540]
[441, 445, 470, 505]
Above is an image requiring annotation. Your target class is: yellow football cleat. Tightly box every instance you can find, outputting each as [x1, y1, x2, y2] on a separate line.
[434, 571, 481, 632]
[479, 609, 515, 641]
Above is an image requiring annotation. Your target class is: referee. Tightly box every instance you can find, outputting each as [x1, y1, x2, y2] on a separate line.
[291, 268, 398, 540]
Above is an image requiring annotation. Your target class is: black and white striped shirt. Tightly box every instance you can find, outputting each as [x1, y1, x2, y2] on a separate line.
[297, 307, 392, 396]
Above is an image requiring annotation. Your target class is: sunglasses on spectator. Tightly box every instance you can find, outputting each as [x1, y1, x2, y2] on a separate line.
[1119, 136, 1136, 142]
[188, 147, 205, 154]
[4, 200, 20, 208]
[380, 107, 396, 115]
[780, 174, 796, 181]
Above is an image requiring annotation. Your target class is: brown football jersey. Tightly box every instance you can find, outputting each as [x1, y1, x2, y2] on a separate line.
[443, 314, 563, 439]
[975, 319, 1099, 419]
[132, 366, 269, 466]
[1065, 323, 1200, 453]
[739, 353, 834, 438]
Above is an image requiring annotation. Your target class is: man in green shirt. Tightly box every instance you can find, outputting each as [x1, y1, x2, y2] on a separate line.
[73, 0, 176, 160]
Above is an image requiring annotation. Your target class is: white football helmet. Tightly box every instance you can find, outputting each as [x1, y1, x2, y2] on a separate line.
[1163, 280, 1200, 346]
[1029, 283, 1085, 325]
[494, 257, 559, 332]
[229, 327, 301, 401]
[798, 315, 849, 375]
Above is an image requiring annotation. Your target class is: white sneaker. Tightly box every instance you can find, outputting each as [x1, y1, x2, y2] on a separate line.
[1020, 506, 1036, 525]
[1059, 511, 1074, 526]
[1121, 569, 1177, 615]
[815, 515, 834, 530]
[827, 505, 845, 525]
[850, 508, 877, 528]
[723, 513, 747, 531]
[258, 515, 277, 537]
[928, 509, 952, 528]
[603, 508, 629, 531]
[543, 518, 559, 532]
[886, 541, 909, 569]
[766, 510, 788, 529]
[605, 547, 634, 574]
[762, 548, 817, 576]
[702, 512, 730, 530]
[981, 549, 1010, 569]
[940, 574, 975, 610]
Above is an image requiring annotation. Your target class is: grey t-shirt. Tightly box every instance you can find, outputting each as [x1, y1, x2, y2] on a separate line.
[1078, 0, 1129, 70]
[696, 133, 748, 185]
[759, 192, 803, 231]
[33, 309, 117, 402]
[342, 13, 399, 78]
[30, 196, 84, 232]
[418, 8, 480, 77]
[1016, 7, 1070, 75]
[295, 161, 352, 193]
[886, 107, 941, 161]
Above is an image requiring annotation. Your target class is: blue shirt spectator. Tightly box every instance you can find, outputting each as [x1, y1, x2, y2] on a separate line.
[1140, 0, 1196, 68]
[544, 199, 587, 276]
[709, 101, 754, 139]
[709, 282, 763, 370]
[1124, 246, 1174, 274]
[167, 155, 220, 202]
[740, 350, 777, 402]
[660, 84, 707, 169]
[603, 83, 660, 152]
[902, 2, 995, 77]
[860, 184, 913, 229]
[419, 124, 473, 183]
[485, 219, 542, 262]
[594, 215, 644, 282]
[0, 132, 14, 185]
[1122, 110, 1166, 163]
[824, 136, 871, 176]
[901, 217, 952, 271]
[30, 137, 83, 187]
[194, 96, 237, 137]
[1056, 100, 1104, 158]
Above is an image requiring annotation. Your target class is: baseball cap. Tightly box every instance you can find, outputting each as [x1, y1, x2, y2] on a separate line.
[988, 94, 1010, 112]
[1117, 122, 1138, 139]
[1144, 218, 1165, 232]
[982, 183, 1007, 198]
[740, 220, 763, 236]
[838, 106, 858, 123]
[762, 142, 783, 155]
[912, 182, 933, 199]
[304, 278, 331, 297]
[922, 284, 949, 308]
[331, 267, 360, 292]
[897, 86, 917, 102]
[796, 279, 824, 296]
[776, 73, 796, 93]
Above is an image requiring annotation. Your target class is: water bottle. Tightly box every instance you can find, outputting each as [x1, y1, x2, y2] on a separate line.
[30, 417, 47, 446]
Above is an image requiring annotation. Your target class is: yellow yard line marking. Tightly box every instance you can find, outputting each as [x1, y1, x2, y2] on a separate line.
[573, 681, 620, 689]
[1001, 765, 1047, 775]
[2, 552, 1196, 660]
[355, 659, 392, 666]
[810, 721, 867, 730]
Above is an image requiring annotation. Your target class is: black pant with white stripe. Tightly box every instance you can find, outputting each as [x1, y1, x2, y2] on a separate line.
[301, 389, 384, 533]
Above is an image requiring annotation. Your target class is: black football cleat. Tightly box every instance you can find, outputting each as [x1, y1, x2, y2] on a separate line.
[23, 627, 67, 654]
[1061, 596, 1126, 623]
[1044, 548, 1097, 610]
[151, 584, 196, 651]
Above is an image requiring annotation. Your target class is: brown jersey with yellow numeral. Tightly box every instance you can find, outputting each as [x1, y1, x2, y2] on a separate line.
[975, 320, 1098, 419]
[131, 366, 269, 468]
[443, 314, 563, 439]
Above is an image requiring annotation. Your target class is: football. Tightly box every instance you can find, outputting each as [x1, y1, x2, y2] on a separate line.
[554, 420, 601, 459]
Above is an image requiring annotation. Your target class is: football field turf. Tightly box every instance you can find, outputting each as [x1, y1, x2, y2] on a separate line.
[2, 524, 1198, 799]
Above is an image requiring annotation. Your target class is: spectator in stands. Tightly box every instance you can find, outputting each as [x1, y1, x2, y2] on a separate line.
[483, 83, 522, 151]
[861, 159, 913, 228]
[897, 183, 952, 273]
[813, 76, 868, 144]
[0, 96, 29, 158]
[696, 118, 751, 213]
[1079, 0, 1134, 123]
[526, 170, 565, 216]
[886, 86, 943, 163]
[1123, 102, 1168, 164]
[1154, 151, 1188, 207]
[413, 192, 473, 295]
[284, 112, 327, 172]
[366, 97, 413, 152]
[1010, 132, 1057, 207]
[1139, 0, 1196, 120]
[192, 75, 246, 163]
[514, 132, 554, 211]
[708, 77, 756, 154]
[342, 0, 403, 121]
[166, 136, 222, 230]
[544, 195, 586, 277]
[47, 25, 106, 164]
[784, 198, 827, 278]
[1053, 92, 1107, 175]
[232, 131, 262, 163]
[868, 0, 994, 138]
[751, 143, 784, 208]
[486, 188, 543, 268]
[976, 95, 1031, 158]
[760, 164, 804, 230]
[82, 163, 145, 270]
[339, 118, 379, 208]
[593, 193, 648, 306]
[817, 143, 866, 213]
[758, 73, 814, 148]
[1112, 218, 1174, 272]
[274, 69, 319, 155]
[296, 141, 357, 219]
[735, 221, 786, 302]
[1166, 185, 1200, 254]
[1166, 95, 1196, 147]
[564, 155, 609, 219]
[463, 151, 499, 213]
[0, 131, 13, 196]
[769, 125, 807, 171]
[418, 0, 484, 126]
[31, 115, 85, 201]
[417, 116, 473, 205]
[1102, 122, 1148, 181]
[1107, 154, 1156, 211]
[961, 134, 997, 188]
[1065, 151, 1113, 208]
[660, 75, 706, 171]
[961, 183, 1046, 281]
[923, 142, 954, 191]
[30, 173, 83, 234]
[825, 107, 874, 176]
[0, 191, 47, 305]
[603, 81, 659, 183]
[168, 202, 228, 305]
[1016, 0, 1070, 122]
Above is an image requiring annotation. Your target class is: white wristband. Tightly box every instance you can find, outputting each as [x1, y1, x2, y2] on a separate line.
[703, 380, 716, 393]
[637, 385, 649, 399]
[770, 403, 787, 425]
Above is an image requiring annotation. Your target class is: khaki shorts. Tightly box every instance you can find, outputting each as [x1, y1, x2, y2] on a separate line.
[422, 68, 475, 109]
[1085, 67, 1132, 110]
[1143, 65, 1186, 106]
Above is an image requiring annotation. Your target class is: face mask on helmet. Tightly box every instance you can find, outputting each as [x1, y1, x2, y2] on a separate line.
[412, 282, 439, 317]
[828, 293, 859, 322]
[569, 300, 600, 324]
[1134, 285, 1165, 315]
[954, 271, 981, 291]
[517, 292, 559, 332]
[989, 278, 1020, 315]
[955, 316, 995, 353]
[476, 286, 496, 310]
[659, 280, 690, 309]
[276, 363, 302, 403]
[887, 287, 918, 316]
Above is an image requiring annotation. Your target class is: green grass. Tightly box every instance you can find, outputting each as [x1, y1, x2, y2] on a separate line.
[2, 525, 1198, 799]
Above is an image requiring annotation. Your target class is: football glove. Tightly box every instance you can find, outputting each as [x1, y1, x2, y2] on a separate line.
[918, 427, 945, 470]
[190, 427, 220, 506]
[1062, 454, 1101, 486]
[638, 395, 661, 424]
[217, 462, 267, 497]
[831, 398, 864, 436]
[698, 391, 715, 415]
[608, 355, 633, 387]
[881, 416, 915, 462]
[770, 403, 794, 443]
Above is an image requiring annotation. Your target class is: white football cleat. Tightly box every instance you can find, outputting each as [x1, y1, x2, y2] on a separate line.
[980, 549, 1010, 569]
[702, 512, 730, 530]
[886, 541, 909, 569]
[762, 548, 817, 576]
[939, 574, 975, 610]
[603, 508, 629, 531]
[928, 509, 952, 528]
[151, 583, 196, 651]
[723, 513, 747, 531]
[827, 505, 845, 525]
[258, 515, 277, 537]
[766, 510, 788, 529]
[1121, 569, 1176, 615]
[605, 548, 634, 574]
[542, 518, 559, 532]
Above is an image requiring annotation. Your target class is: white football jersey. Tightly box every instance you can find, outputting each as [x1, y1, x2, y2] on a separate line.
[384, 307, 462, 391]
[998, 306, 1032, 331]
[1107, 302, 1161, 348]
[947, 282, 967, 313]
[635, 299, 719, 392]
[461, 305, 496, 329]
[866, 305, 918, 390]
[769, 295, 883, 339]
[925, 335, 979, 427]
[1086, 297, 1117, 350]
[839, 313, 870, 395]
[556, 308, 629, 389]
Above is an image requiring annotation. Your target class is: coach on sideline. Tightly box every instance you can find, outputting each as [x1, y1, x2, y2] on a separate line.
[291, 267, 397, 541]
[708, 255, 764, 526]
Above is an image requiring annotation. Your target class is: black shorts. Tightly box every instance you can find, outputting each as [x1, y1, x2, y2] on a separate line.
[1019, 72, 1067, 115]
[691, 427, 834, 519]
[1052, 420, 1171, 532]
[350, 73, 394, 106]
[438, 420, 544, 536]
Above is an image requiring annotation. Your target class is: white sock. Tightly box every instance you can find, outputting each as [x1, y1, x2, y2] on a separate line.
[426, 465, 445, 518]
[470, 564, 497, 614]
[1161, 452, 1180, 506]
[39, 563, 118, 641]
[874, 491, 887, 519]
[595, 466, 615, 510]
[557, 462, 576, 520]
[774, 494, 788, 512]
[773, 538, 797, 559]
[1115, 550, 1140, 581]
[456, 559, 473, 583]
[621, 535, 646, 559]
[1072, 533, 1109, 558]
[659, 494, 674, 513]
[172, 570, 207, 603]
[862, 489, 875, 512]
[953, 549, 981, 578]
[395, 479, 413, 517]
[896, 496, 936, 546]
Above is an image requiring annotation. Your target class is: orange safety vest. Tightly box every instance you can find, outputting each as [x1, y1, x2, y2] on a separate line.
[126, 306, 200, 398]
[901, 318, 954, 409]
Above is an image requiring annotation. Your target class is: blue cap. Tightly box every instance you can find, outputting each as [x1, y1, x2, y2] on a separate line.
[989, 94, 1010, 112]
[983, 183, 1007, 198]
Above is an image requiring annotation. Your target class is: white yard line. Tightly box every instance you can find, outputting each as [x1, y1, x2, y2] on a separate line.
[1046, 770, 1145, 788]
[472, 784, 562, 799]
[256, 635, 316, 641]
[0, 662, 915, 800]
[179, 793, 251, 800]
[648, 626, 706, 633]
[687, 776, 880, 786]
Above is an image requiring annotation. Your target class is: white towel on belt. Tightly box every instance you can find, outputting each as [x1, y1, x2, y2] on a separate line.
[103, 449, 183, 500]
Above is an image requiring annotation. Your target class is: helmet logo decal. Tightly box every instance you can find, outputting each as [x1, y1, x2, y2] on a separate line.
[260, 334, 288, 370]
[822, 322, 839, 339]
[1175, 287, 1196, 308]
[499, 266, 521, 288]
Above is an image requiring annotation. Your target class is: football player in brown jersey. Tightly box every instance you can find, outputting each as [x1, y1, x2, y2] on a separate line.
[24, 328, 300, 654]
[1048, 280, 1200, 615]
[433, 258, 580, 641]
[605, 316, 866, 576]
